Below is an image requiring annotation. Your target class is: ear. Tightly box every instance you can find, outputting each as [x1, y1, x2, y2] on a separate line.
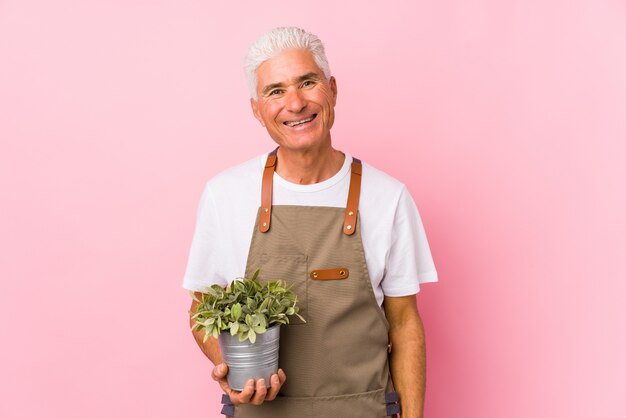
[329, 76, 338, 106]
[250, 98, 265, 127]
[250, 97, 265, 127]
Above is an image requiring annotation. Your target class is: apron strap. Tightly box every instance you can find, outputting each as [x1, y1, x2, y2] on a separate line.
[259, 148, 278, 233]
[220, 394, 235, 417]
[385, 391, 401, 416]
[259, 149, 362, 236]
[343, 157, 362, 235]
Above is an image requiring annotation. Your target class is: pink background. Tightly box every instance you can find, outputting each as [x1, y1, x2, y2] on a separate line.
[1, 1, 625, 417]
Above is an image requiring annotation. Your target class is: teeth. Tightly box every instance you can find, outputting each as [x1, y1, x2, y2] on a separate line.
[286, 116, 313, 127]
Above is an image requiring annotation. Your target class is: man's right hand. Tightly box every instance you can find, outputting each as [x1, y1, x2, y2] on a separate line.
[211, 363, 287, 406]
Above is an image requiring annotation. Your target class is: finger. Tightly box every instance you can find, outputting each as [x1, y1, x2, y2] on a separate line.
[250, 379, 267, 405]
[211, 364, 233, 395]
[265, 374, 281, 401]
[231, 378, 255, 405]
[277, 368, 287, 385]
[211, 363, 228, 381]
[266, 369, 286, 401]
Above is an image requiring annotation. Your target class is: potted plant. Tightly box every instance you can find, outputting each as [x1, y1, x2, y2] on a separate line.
[190, 269, 304, 390]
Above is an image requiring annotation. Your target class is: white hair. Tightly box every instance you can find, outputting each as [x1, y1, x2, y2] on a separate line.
[244, 27, 332, 100]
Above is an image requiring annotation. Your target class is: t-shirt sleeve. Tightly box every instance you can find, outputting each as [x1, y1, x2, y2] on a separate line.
[381, 186, 438, 296]
[182, 183, 229, 292]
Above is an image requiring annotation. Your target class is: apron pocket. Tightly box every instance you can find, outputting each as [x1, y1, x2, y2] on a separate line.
[259, 254, 307, 325]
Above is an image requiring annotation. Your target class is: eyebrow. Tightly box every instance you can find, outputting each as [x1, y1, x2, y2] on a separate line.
[261, 72, 322, 96]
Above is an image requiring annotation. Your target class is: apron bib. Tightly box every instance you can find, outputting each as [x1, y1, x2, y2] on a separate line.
[224, 149, 399, 417]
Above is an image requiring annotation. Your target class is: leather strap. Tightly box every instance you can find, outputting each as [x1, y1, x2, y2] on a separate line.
[343, 158, 362, 235]
[310, 268, 349, 280]
[260, 150, 362, 235]
[259, 148, 278, 233]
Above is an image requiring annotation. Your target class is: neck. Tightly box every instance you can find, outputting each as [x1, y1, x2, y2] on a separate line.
[275, 143, 345, 185]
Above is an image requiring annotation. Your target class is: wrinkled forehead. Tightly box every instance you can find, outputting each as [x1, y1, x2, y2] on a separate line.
[255, 49, 326, 89]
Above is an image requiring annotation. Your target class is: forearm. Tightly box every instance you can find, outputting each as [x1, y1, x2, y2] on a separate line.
[387, 301, 426, 418]
[189, 294, 223, 365]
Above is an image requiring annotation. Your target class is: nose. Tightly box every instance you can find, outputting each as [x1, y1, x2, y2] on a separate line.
[285, 88, 306, 113]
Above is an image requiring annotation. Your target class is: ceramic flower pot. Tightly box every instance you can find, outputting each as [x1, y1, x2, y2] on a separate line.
[218, 325, 281, 391]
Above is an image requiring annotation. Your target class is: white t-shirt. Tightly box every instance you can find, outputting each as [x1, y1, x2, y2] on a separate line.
[182, 152, 438, 306]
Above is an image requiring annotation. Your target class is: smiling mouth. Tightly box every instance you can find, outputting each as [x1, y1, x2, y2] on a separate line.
[284, 114, 317, 127]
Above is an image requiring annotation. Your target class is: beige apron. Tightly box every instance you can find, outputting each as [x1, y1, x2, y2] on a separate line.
[222, 149, 400, 417]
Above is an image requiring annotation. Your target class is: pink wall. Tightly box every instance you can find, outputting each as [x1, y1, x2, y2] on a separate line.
[1, 1, 624, 417]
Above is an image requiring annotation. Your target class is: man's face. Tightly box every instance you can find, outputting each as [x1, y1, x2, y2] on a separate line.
[251, 48, 337, 153]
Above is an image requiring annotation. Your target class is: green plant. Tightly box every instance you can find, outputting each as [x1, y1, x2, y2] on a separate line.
[190, 269, 305, 343]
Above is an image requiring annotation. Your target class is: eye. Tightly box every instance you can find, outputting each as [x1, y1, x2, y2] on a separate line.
[302, 80, 315, 87]
[269, 89, 283, 96]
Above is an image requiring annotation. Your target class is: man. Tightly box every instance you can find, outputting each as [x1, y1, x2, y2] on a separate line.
[183, 27, 438, 418]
